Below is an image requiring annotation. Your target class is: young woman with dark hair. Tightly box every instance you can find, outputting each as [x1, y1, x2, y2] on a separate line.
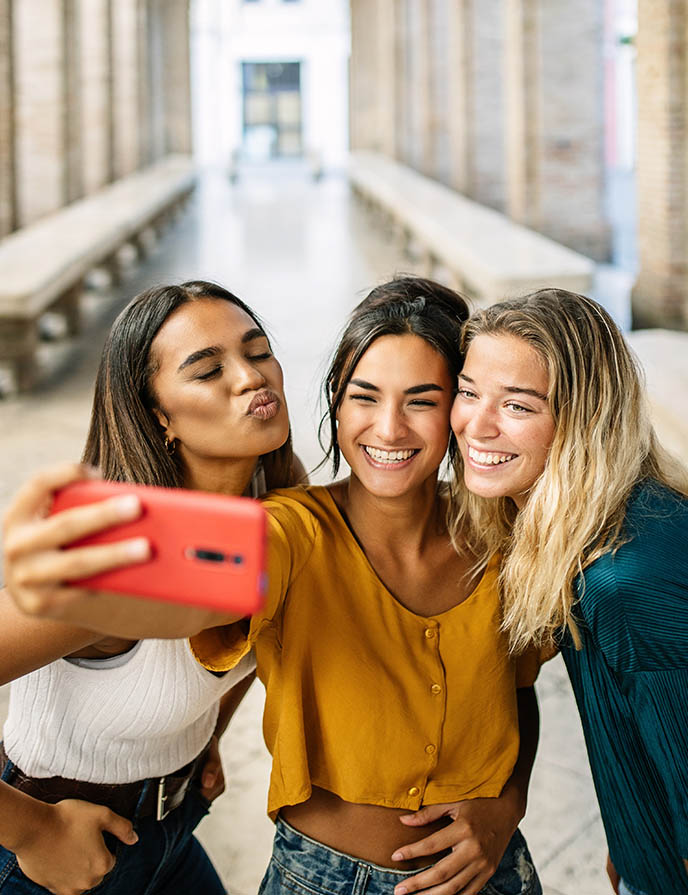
[4, 277, 545, 895]
[0, 280, 302, 895]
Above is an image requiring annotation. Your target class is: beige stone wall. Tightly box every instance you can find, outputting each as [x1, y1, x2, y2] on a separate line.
[632, 0, 688, 328]
[350, 0, 609, 262]
[0, 0, 191, 236]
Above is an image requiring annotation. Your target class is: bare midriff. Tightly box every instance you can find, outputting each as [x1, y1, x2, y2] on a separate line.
[280, 785, 451, 871]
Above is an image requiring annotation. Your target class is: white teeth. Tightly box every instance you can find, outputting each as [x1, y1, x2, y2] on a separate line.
[364, 446, 416, 464]
[467, 446, 516, 466]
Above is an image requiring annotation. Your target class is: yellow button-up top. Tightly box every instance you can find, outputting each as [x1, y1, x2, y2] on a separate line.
[191, 486, 541, 820]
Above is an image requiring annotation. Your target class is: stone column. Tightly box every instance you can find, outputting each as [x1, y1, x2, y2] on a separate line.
[13, 0, 67, 225]
[405, 0, 432, 174]
[64, 0, 83, 202]
[111, 0, 141, 176]
[137, 0, 152, 166]
[161, 0, 192, 155]
[631, 0, 688, 328]
[349, 0, 397, 156]
[0, 0, 15, 237]
[505, 0, 610, 260]
[80, 0, 113, 193]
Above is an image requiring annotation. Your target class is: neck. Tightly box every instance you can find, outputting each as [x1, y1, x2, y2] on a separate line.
[181, 453, 258, 497]
[338, 473, 443, 554]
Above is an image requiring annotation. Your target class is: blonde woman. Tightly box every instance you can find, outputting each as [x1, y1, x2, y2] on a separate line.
[449, 288, 688, 895]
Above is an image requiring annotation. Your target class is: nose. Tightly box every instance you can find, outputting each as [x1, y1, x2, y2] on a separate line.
[232, 357, 266, 393]
[374, 402, 409, 444]
[452, 396, 499, 440]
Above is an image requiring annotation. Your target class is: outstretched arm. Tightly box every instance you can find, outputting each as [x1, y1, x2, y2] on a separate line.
[3, 463, 237, 638]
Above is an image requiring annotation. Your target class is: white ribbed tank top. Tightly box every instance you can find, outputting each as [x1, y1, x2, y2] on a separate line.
[3, 639, 255, 783]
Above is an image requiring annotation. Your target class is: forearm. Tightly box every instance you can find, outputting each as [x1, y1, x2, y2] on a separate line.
[0, 782, 51, 854]
[501, 686, 540, 820]
[25, 590, 239, 640]
[214, 670, 256, 740]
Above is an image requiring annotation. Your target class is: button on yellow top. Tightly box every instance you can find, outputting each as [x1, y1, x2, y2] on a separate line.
[425, 744, 436, 755]
[424, 627, 436, 639]
[431, 683, 442, 695]
[408, 786, 420, 797]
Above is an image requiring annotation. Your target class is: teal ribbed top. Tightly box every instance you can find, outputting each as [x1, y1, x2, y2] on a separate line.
[562, 480, 688, 895]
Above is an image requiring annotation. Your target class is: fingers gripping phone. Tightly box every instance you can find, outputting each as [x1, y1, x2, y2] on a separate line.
[50, 480, 267, 614]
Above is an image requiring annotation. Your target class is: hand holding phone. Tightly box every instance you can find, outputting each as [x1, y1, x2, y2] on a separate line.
[50, 480, 266, 614]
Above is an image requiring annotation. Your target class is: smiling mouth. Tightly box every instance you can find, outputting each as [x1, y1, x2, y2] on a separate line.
[247, 390, 281, 420]
[362, 445, 420, 467]
[467, 445, 517, 467]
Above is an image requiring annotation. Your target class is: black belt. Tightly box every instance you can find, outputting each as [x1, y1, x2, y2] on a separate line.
[0, 741, 209, 821]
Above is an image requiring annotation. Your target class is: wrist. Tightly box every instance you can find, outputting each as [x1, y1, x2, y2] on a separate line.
[2, 793, 54, 854]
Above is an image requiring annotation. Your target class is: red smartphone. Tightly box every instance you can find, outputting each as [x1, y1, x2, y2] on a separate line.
[50, 480, 267, 614]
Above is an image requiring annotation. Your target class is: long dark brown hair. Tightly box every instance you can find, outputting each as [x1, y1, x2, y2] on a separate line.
[319, 277, 470, 475]
[82, 281, 295, 490]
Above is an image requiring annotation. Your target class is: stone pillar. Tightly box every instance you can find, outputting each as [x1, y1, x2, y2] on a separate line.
[137, 0, 152, 165]
[631, 0, 688, 328]
[469, 0, 505, 210]
[13, 0, 67, 225]
[405, 0, 432, 174]
[349, 0, 396, 156]
[111, 0, 141, 176]
[0, 0, 15, 237]
[64, 0, 83, 202]
[505, 0, 610, 261]
[425, 0, 505, 207]
[161, 0, 192, 154]
[80, 0, 114, 193]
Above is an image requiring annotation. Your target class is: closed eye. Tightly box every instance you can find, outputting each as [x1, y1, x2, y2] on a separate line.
[350, 393, 376, 403]
[196, 366, 223, 381]
[247, 352, 273, 361]
[409, 399, 437, 407]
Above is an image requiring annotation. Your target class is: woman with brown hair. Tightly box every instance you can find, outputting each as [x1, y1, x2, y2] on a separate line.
[0, 279, 302, 895]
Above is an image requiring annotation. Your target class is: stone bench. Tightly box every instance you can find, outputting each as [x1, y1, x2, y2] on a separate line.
[0, 154, 196, 391]
[348, 150, 594, 305]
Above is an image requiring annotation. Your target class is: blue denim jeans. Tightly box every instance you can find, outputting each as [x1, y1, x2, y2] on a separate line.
[0, 758, 225, 895]
[619, 881, 648, 895]
[259, 818, 542, 895]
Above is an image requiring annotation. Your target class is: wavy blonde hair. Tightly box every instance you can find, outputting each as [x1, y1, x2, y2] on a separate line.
[448, 289, 688, 652]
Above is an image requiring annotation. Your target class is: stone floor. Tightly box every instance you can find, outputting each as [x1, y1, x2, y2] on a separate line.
[0, 164, 668, 895]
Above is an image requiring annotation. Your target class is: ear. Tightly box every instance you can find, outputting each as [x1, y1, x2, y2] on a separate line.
[152, 407, 175, 439]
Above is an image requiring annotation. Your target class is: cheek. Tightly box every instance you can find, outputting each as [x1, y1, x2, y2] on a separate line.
[449, 398, 466, 436]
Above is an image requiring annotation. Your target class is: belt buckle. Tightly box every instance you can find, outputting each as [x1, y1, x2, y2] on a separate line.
[156, 777, 170, 821]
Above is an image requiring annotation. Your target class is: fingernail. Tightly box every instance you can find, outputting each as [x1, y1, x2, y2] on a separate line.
[126, 538, 150, 559]
[113, 495, 141, 517]
[391, 851, 404, 862]
[396, 887, 408, 894]
[128, 831, 139, 844]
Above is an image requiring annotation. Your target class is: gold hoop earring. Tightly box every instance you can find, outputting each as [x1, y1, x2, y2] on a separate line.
[164, 436, 177, 455]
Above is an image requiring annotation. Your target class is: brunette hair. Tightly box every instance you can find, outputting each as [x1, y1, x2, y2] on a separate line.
[449, 288, 688, 651]
[82, 281, 294, 489]
[320, 277, 470, 474]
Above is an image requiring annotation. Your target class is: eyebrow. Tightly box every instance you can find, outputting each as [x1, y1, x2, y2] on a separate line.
[349, 378, 445, 394]
[178, 346, 221, 372]
[459, 373, 548, 402]
[242, 327, 266, 344]
[177, 329, 267, 373]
